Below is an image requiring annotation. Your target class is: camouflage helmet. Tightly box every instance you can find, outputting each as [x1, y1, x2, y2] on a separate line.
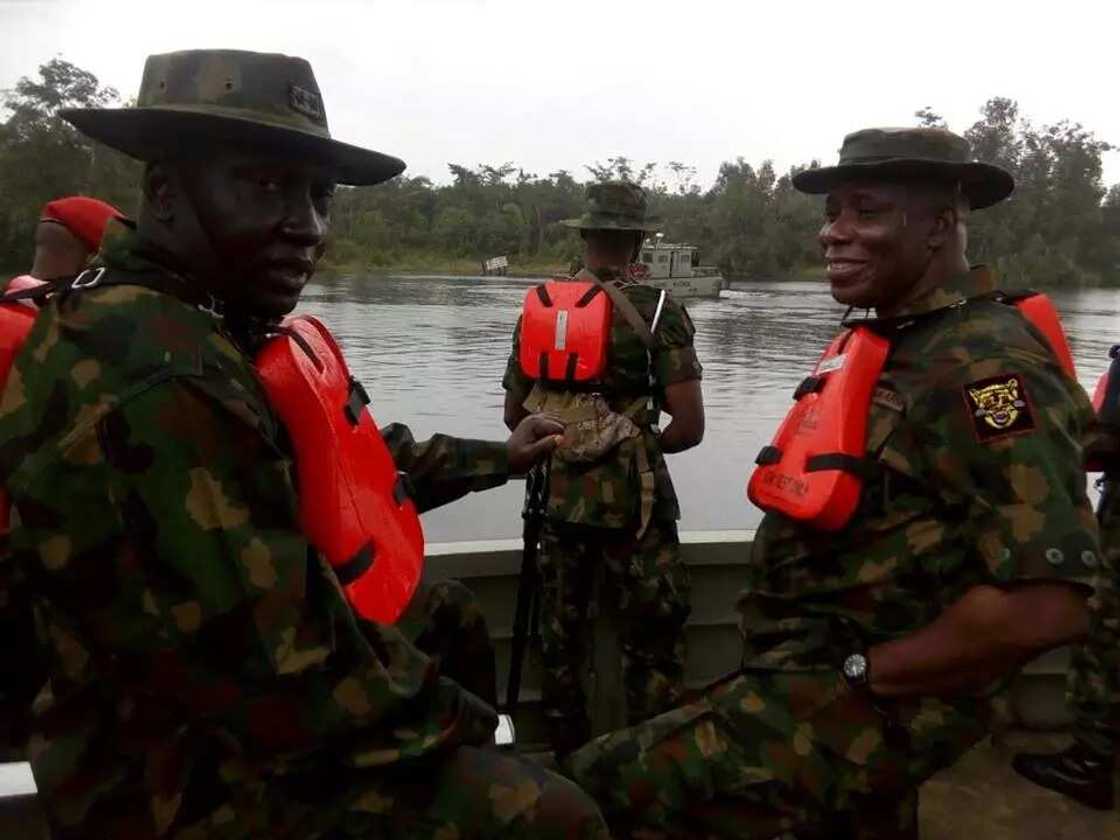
[561, 181, 660, 232]
[792, 127, 1014, 210]
[60, 50, 405, 186]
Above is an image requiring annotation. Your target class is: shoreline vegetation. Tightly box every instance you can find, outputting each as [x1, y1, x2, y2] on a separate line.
[313, 255, 829, 283]
[3, 60, 1119, 288]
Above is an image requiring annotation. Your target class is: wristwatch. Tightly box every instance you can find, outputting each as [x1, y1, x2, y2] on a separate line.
[841, 652, 870, 692]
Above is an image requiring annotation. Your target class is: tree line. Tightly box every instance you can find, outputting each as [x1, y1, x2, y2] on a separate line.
[3, 59, 1118, 285]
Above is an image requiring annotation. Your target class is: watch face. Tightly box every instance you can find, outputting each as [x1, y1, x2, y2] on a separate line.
[843, 654, 868, 681]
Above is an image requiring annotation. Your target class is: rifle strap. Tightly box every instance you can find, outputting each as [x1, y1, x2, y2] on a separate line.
[574, 269, 658, 351]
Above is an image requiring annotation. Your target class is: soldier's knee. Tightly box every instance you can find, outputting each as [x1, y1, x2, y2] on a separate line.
[427, 577, 488, 626]
[534, 769, 611, 835]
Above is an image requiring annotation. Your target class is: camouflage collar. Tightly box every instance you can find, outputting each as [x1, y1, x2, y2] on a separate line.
[845, 265, 996, 330]
[96, 219, 225, 318]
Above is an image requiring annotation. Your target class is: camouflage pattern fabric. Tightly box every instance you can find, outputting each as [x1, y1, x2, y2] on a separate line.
[398, 576, 498, 708]
[503, 264, 700, 751]
[0, 224, 609, 838]
[502, 265, 702, 529]
[537, 519, 691, 755]
[568, 266, 1108, 838]
[1070, 392, 1120, 759]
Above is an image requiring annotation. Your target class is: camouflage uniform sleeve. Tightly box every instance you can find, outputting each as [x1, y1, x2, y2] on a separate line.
[381, 423, 509, 514]
[93, 377, 493, 758]
[652, 298, 702, 388]
[909, 356, 1100, 583]
[501, 315, 533, 403]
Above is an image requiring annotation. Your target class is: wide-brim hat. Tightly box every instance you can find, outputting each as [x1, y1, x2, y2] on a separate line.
[792, 127, 1014, 210]
[561, 180, 661, 231]
[61, 50, 405, 187]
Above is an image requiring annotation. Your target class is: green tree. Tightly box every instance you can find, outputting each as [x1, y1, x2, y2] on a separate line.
[0, 58, 138, 269]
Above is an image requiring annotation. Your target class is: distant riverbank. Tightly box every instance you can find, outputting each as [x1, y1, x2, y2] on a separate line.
[318, 252, 570, 279]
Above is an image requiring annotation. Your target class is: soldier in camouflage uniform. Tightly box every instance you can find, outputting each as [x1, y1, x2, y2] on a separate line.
[503, 181, 705, 757]
[565, 128, 1119, 838]
[1013, 367, 1120, 810]
[0, 50, 609, 839]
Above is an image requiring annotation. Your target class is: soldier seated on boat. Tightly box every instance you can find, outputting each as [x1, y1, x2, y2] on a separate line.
[0, 49, 610, 838]
[503, 180, 705, 758]
[5, 195, 124, 293]
[564, 127, 1117, 838]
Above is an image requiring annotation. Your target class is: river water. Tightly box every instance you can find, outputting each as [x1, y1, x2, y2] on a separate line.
[300, 274, 1120, 543]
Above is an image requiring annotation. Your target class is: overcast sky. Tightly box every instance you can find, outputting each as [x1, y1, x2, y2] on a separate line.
[3, 0, 1119, 190]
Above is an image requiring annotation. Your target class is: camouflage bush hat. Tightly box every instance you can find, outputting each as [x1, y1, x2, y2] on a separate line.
[792, 127, 1014, 210]
[60, 50, 405, 186]
[562, 181, 661, 232]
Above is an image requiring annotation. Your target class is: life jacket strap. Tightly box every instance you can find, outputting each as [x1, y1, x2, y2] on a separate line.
[574, 284, 604, 307]
[344, 376, 371, 425]
[805, 452, 871, 479]
[334, 541, 375, 586]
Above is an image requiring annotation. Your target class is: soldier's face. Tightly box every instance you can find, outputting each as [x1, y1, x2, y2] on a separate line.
[179, 146, 336, 318]
[819, 182, 937, 310]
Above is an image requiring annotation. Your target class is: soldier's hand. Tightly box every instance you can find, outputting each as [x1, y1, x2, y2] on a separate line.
[507, 414, 564, 474]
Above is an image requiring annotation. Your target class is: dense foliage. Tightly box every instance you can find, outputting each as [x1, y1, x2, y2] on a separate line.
[3, 60, 1117, 285]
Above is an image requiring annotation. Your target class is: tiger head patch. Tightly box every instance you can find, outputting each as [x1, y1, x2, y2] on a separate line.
[964, 374, 1035, 442]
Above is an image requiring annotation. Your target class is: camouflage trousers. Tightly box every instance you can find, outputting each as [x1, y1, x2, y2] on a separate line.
[537, 518, 691, 755]
[323, 577, 610, 839]
[1068, 500, 1120, 759]
[311, 745, 611, 839]
[565, 670, 989, 840]
[398, 575, 499, 707]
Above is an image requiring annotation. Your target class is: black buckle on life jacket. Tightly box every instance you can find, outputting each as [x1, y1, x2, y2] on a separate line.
[393, 472, 413, 506]
[535, 284, 553, 307]
[805, 452, 870, 479]
[334, 541, 375, 586]
[344, 377, 371, 426]
[755, 445, 782, 466]
[793, 376, 825, 401]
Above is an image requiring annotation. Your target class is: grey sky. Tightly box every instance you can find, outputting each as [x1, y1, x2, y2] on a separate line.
[3, 0, 1118, 190]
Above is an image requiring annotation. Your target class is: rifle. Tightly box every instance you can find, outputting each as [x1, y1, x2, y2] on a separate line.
[505, 460, 549, 712]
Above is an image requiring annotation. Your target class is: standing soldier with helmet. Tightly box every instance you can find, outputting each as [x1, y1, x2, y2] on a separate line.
[0, 49, 609, 839]
[502, 181, 705, 758]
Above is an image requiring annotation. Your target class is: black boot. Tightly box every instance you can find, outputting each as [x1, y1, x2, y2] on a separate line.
[1012, 743, 1115, 811]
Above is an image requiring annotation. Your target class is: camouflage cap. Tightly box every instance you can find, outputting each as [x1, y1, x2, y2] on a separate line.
[60, 50, 405, 186]
[792, 127, 1014, 210]
[561, 181, 660, 232]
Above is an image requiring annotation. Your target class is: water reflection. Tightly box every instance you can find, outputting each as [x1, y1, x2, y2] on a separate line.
[299, 275, 1120, 542]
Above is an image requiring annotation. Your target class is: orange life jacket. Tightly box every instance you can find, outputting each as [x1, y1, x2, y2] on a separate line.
[0, 280, 424, 624]
[519, 278, 612, 382]
[748, 292, 1077, 531]
[0, 302, 38, 534]
[255, 315, 424, 625]
[1004, 291, 1077, 379]
[748, 326, 891, 531]
[1088, 346, 1120, 472]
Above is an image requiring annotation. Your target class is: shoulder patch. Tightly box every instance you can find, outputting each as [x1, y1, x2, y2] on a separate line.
[963, 373, 1035, 442]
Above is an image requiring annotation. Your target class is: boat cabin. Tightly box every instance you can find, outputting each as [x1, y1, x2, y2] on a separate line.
[639, 240, 696, 280]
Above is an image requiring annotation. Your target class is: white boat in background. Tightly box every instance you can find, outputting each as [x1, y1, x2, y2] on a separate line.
[637, 237, 724, 299]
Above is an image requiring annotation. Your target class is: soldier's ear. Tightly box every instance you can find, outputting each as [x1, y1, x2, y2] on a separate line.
[927, 207, 954, 252]
[142, 161, 178, 224]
